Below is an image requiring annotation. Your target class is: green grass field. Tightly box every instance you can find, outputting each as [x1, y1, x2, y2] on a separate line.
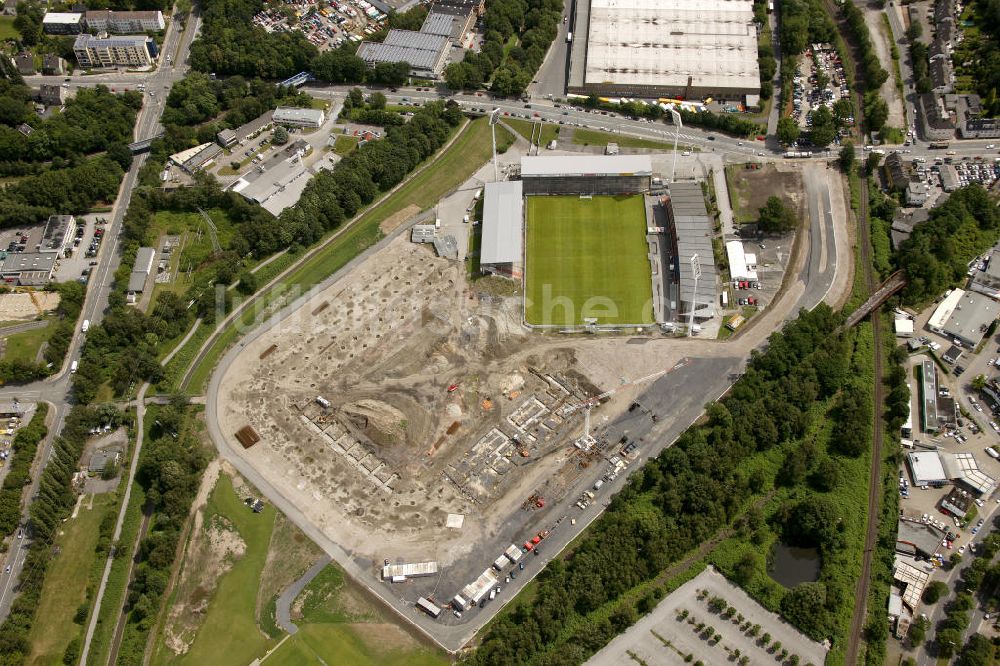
[152, 473, 279, 665]
[524, 195, 653, 326]
[2, 320, 56, 365]
[571, 128, 677, 150]
[26, 493, 116, 665]
[0, 16, 18, 40]
[266, 625, 447, 666]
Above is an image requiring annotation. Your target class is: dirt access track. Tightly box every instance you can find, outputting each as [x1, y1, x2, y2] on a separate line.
[209, 161, 852, 651]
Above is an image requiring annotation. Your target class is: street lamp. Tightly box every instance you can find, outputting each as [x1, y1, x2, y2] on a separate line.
[669, 107, 682, 183]
[688, 253, 701, 337]
[489, 108, 501, 182]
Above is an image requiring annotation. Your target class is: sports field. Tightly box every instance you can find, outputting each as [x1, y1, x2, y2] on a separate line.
[524, 194, 653, 326]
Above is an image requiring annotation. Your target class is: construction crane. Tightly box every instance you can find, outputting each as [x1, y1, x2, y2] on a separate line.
[562, 358, 690, 448]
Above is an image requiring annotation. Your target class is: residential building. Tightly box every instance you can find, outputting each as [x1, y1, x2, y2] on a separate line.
[73, 34, 156, 68]
[42, 54, 66, 75]
[42, 12, 84, 34]
[13, 51, 34, 75]
[917, 92, 955, 141]
[939, 164, 960, 192]
[906, 182, 929, 206]
[83, 10, 165, 33]
[272, 106, 324, 128]
[890, 208, 930, 249]
[883, 153, 911, 192]
[32, 84, 65, 106]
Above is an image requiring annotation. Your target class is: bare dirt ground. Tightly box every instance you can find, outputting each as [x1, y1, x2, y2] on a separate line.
[162, 509, 247, 656]
[727, 164, 805, 225]
[215, 179, 843, 573]
[0, 291, 59, 320]
[379, 204, 422, 235]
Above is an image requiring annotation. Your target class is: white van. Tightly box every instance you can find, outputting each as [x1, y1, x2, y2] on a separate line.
[81, 319, 90, 333]
[70, 360, 78, 373]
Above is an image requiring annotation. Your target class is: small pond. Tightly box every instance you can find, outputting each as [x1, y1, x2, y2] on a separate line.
[768, 543, 821, 588]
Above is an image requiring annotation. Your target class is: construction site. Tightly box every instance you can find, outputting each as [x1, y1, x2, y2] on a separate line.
[213, 228, 705, 604]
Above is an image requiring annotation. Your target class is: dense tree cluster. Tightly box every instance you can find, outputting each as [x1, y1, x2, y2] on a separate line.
[189, 0, 317, 79]
[910, 40, 932, 94]
[0, 83, 137, 226]
[120, 398, 208, 657]
[0, 85, 141, 164]
[0, 404, 123, 661]
[467, 306, 852, 664]
[162, 72, 312, 130]
[445, 0, 562, 96]
[756, 196, 798, 234]
[0, 405, 48, 538]
[778, 0, 836, 57]
[678, 108, 764, 138]
[896, 185, 1000, 304]
[0, 157, 124, 227]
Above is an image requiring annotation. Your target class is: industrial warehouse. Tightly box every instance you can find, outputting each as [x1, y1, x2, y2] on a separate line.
[567, 0, 761, 102]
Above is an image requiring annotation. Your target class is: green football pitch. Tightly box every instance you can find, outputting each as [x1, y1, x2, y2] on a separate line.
[524, 194, 653, 326]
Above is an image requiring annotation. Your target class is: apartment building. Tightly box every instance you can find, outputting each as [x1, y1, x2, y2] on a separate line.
[73, 34, 157, 68]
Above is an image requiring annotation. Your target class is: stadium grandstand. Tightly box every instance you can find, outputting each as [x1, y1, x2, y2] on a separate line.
[519, 155, 652, 195]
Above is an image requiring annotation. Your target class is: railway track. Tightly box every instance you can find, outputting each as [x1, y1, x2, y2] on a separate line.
[844, 86, 887, 665]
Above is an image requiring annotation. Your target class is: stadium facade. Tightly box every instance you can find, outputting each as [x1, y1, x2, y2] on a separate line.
[519, 155, 652, 195]
[567, 0, 761, 102]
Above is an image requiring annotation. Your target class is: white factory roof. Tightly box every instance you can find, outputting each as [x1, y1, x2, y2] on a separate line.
[460, 568, 499, 605]
[272, 106, 325, 126]
[726, 240, 757, 281]
[894, 318, 914, 336]
[907, 451, 948, 486]
[520, 154, 652, 177]
[43, 12, 82, 24]
[481, 180, 523, 266]
[381, 561, 439, 579]
[584, 0, 760, 92]
[928, 288, 965, 331]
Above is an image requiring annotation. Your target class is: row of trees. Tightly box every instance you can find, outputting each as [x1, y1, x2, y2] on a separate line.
[116, 398, 208, 662]
[445, 0, 562, 97]
[467, 305, 856, 664]
[0, 405, 49, 538]
[0, 404, 121, 662]
[162, 73, 313, 130]
[896, 185, 1000, 304]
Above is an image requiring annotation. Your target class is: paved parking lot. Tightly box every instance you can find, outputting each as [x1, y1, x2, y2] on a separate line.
[587, 567, 827, 666]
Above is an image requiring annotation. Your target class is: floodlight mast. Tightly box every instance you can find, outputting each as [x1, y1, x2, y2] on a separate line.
[688, 253, 701, 337]
[489, 108, 501, 181]
[669, 107, 682, 184]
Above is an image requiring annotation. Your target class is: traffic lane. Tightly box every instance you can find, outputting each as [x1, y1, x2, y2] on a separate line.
[799, 168, 838, 311]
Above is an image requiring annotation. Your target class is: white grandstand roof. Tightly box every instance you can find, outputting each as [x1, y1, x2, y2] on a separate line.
[481, 180, 523, 265]
[520, 155, 652, 177]
[584, 0, 760, 92]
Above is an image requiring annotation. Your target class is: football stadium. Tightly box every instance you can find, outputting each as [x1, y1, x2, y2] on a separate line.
[481, 155, 659, 328]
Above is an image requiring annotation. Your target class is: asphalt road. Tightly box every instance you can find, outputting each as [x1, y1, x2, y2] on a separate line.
[0, 9, 201, 625]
